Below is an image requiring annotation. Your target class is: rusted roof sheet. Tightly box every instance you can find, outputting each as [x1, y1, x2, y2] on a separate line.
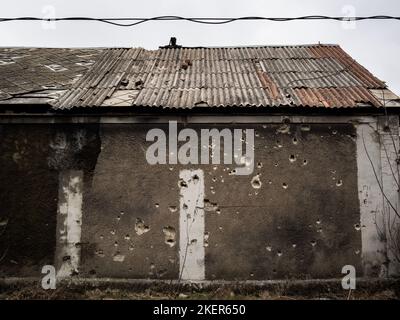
[0, 44, 398, 109]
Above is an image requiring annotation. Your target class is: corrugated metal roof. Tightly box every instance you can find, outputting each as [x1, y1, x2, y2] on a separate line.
[0, 47, 104, 105]
[0, 44, 398, 109]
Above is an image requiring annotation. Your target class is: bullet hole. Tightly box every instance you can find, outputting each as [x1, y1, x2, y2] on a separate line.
[332, 130, 338, 135]
[229, 169, 237, 175]
[218, 226, 223, 231]
[113, 253, 125, 262]
[251, 174, 262, 189]
[178, 179, 188, 188]
[262, 124, 267, 129]
[289, 155, 296, 163]
[169, 167, 174, 171]
[354, 224, 361, 231]
[276, 140, 283, 148]
[192, 174, 200, 184]
[110, 230, 116, 235]
[204, 232, 210, 247]
[183, 203, 188, 210]
[124, 234, 130, 241]
[272, 269, 277, 273]
[213, 166, 217, 171]
[210, 187, 216, 194]
[268, 180, 273, 185]
[168, 206, 178, 213]
[292, 137, 298, 145]
[155, 203, 159, 208]
[277, 124, 290, 134]
[114, 241, 118, 247]
[317, 228, 323, 233]
[266, 246, 272, 252]
[282, 183, 288, 189]
[277, 250, 283, 257]
[303, 159, 308, 166]
[255, 131, 260, 137]
[355, 250, 360, 255]
[216, 209, 221, 215]
[135, 218, 150, 235]
[99, 235, 104, 240]
[336, 179, 343, 187]
[162, 226, 176, 247]
[316, 219, 321, 225]
[292, 244, 297, 248]
[191, 239, 198, 245]
[311, 240, 317, 247]
[89, 269, 97, 276]
[257, 162, 263, 169]
[250, 273, 255, 277]
[274, 163, 279, 167]
[212, 177, 217, 182]
[301, 124, 311, 132]
[129, 245, 134, 251]
[0, 218, 9, 227]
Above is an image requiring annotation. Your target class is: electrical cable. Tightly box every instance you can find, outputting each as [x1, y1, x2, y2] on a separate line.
[0, 15, 400, 27]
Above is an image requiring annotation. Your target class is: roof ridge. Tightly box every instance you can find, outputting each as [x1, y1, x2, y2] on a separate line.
[0, 44, 340, 50]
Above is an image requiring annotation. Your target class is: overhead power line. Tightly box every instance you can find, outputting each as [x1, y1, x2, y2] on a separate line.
[0, 15, 400, 27]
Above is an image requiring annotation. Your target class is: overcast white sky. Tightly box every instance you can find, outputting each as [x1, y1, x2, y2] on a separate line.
[1, 0, 400, 94]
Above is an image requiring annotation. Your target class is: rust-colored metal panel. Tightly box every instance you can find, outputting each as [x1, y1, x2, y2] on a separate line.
[0, 45, 396, 109]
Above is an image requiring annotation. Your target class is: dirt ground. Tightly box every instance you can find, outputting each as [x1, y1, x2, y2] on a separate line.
[0, 286, 399, 300]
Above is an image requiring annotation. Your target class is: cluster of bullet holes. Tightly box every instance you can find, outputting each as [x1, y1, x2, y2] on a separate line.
[135, 218, 150, 235]
[162, 226, 176, 247]
[204, 199, 219, 212]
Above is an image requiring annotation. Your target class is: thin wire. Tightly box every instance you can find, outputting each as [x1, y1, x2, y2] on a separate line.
[0, 15, 400, 27]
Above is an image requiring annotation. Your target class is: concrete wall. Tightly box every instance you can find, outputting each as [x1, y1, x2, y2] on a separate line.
[0, 115, 398, 281]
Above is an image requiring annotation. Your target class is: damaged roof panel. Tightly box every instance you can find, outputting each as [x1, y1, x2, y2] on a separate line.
[0, 44, 399, 109]
[0, 47, 104, 105]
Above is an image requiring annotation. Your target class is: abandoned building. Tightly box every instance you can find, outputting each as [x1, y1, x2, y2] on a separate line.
[0, 42, 400, 283]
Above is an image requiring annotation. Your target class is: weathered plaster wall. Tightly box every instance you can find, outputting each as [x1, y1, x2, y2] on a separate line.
[0, 125, 58, 276]
[0, 116, 397, 281]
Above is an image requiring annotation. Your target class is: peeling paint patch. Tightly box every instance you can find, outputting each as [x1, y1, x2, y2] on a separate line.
[56, 170, 83, 278]
[179, 169, 205, 281]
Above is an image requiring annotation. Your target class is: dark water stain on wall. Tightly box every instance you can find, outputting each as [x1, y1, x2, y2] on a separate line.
[0, 125, 58, 276]
[0, 124, 101, 277]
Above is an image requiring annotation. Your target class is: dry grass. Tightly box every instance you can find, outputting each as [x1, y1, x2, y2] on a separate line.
[0, 286, 398, 300]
